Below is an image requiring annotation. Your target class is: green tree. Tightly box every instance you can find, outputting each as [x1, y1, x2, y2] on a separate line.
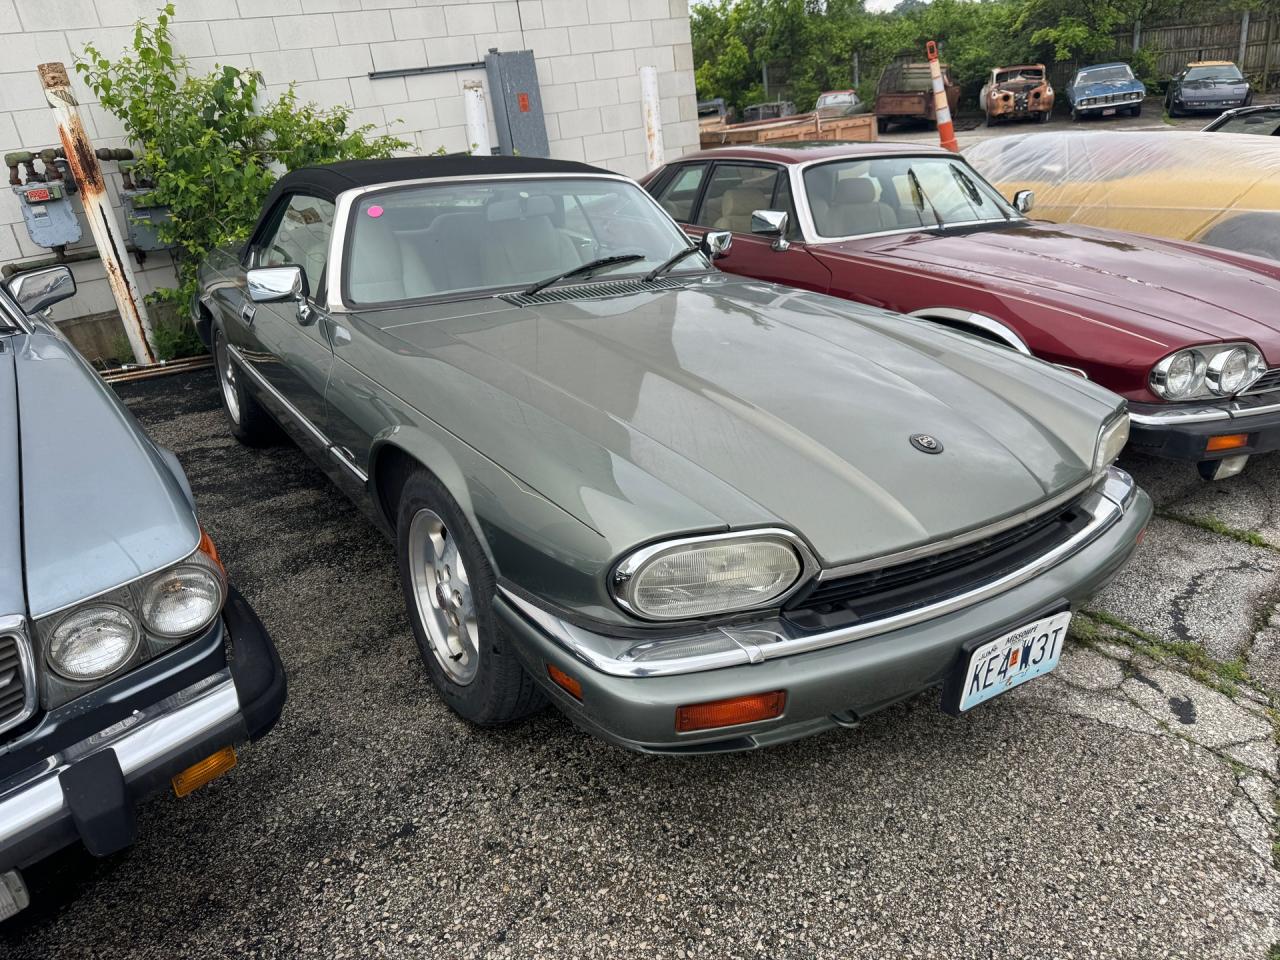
[77, 4, 408, 309]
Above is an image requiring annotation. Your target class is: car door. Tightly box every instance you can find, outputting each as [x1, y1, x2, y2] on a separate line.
[239, 193, 337, 431]
[652, 160, 831, 294]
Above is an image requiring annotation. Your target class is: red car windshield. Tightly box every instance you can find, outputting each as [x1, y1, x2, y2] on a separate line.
[803, 156, 1019, 239]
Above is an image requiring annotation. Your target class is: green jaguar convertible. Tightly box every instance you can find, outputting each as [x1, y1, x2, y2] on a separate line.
[194, 155, 1149, 753]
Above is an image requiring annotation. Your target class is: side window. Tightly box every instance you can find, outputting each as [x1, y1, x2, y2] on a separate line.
[259, 195, 336, 298]
[653, 163, 707, 222]
[697, 163, 780, 233]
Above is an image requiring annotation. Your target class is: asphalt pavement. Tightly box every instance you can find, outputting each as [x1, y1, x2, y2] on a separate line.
[2, 371, 1277, 960]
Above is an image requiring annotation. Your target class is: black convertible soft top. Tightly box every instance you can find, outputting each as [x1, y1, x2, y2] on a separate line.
[271, 155, 612, 201]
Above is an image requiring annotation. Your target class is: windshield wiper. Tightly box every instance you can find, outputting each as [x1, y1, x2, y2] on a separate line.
[906, 167, 943, 228]
[520, 254, 645, 296]
[644, 243, 702, 282]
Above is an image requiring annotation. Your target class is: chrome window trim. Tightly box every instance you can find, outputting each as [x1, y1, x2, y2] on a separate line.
[0, 287, 33, 335]
[225, 343, 369, 483]
[816, 473, 1095, 581]
[609, 527, 819, 620]
[787, 154, 1026, 246]
[0, 615, 37, 738]
[326, 172, 689, 313]
[504, 467, 1135, 678]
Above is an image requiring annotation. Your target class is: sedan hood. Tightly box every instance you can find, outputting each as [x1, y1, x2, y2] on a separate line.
[380, 277, 1116, 566]
[15, 332, 199, 618]
[1181, 80, 1249, 101]
[840, 223, 1280, 359]
[1073, 79, 1143, 98]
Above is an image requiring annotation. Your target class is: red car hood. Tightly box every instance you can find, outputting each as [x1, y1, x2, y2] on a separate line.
[828, 223, 1280, 362]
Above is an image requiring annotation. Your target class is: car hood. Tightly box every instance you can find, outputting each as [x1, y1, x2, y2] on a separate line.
[827, 223, 1280, 360]
[1072, 78, 1143, 97]
[378, 276, 1116, 566]
[1180, 79, 1249, 98]
[13, 331, 199, 618]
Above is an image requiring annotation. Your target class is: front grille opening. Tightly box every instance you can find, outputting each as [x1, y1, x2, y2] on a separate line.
[784, 498, 1090, 632]
[0, 633, 33, 736]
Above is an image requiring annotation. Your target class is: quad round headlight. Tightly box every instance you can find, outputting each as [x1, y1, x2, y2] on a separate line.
[612, 533, 804, 621]
[140, 551, 226, 639]
[1150, 343, 1266, 400]
[48, 605, 140, 682]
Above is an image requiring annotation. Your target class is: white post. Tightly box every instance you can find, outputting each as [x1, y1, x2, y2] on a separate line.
[463, 80, 491, 156]
[39, 61, 155, 365]
[639, 65, 665, 172]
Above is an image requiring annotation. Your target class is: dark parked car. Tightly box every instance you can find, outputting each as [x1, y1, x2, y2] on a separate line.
[643, 142, 1280, 481]
[0, 267, 284, 921]
[1067, 62, 1146, 121]
[742, 100, 796, 123]
[193, 155, 1147, 754]
[1204, 102, 1280, 136]
[1166, 61, 1251, 116]
[814, 90, 867, 118]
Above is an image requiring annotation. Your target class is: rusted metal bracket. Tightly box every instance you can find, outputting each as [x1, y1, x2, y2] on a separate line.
[38, 61, 155, 365]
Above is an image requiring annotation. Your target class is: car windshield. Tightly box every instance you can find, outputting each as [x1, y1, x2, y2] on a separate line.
[818, 93, 856, 106]
[803, 156, 1018, 239]
[1077, 65, 1133, 84]
[1186, 64, 1243, 81]
[1212, 111, 1280, 136]
[997, 68, 1043, 83]
[344, 177, 704, 306]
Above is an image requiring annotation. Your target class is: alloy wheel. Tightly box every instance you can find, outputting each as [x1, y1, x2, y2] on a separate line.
[407, 508, 480, 685]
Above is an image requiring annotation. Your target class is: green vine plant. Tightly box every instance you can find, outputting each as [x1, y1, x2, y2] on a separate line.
[76, 4, 409, 357]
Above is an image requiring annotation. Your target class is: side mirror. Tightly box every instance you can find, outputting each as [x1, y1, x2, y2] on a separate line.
[751, 210, 791, 251]
[246, 265, 307, 303]
[700, 230, 733, 259]
[5, 265, 76, 315]
[1012, 190, 1035, 215]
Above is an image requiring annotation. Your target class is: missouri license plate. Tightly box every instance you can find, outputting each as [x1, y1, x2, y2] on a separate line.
[949, 611, 1071, 713]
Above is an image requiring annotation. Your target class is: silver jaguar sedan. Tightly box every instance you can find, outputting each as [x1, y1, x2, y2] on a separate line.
[194, 155, 1150, 753]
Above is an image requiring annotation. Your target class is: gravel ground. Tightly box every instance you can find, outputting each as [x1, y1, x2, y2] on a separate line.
[3, 371, 1278, 960]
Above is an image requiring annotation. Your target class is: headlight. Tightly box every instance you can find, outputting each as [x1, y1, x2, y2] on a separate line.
[1150, 343, 1266, 400]
[1094, 412, 1130, 474]
[47, 605, 140, 681]
[140, 548, 225, 639]
[612, 532, 804, 620]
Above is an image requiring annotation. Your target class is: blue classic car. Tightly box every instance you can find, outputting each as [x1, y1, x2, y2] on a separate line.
[0, 266, 285, 921]
[1068, 63, 1146, 121]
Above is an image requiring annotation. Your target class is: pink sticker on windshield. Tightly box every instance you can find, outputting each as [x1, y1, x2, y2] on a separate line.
[367, 205, 384, 218]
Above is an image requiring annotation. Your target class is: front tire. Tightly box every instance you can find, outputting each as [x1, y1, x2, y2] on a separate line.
[1070, 107, 1081, 122]
[395, 468, 545, 726]
[213, 327, 279, 446]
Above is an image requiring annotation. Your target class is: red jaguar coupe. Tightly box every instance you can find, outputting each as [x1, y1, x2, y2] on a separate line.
[641, 142, 1280, 480]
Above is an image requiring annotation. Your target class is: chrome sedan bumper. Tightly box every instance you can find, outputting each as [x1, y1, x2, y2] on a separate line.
[498, 468, 1151, 753]
[0, 590, 285, 873]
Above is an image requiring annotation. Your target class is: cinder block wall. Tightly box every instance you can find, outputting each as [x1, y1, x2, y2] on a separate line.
[0, 0, 699, 331]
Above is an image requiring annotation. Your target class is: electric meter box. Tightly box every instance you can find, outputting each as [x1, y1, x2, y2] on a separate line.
[13, 181, 81, 248]
[485, 49, 550, 158]
[121, 188, 174, 252]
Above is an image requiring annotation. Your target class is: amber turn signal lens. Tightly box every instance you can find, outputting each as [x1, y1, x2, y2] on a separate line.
[197, 527, 225, 575]
[172, 746, 237, 798]
[1206, 433, 1249, 453]
[675, 690, 786, 733]
[547, 664, 583, 701]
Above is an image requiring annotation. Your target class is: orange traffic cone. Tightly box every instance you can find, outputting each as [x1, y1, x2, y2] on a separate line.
[926, 41, 959, 152]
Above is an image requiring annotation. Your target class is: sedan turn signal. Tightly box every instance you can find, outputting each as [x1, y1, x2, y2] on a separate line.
[172, 747, 237, 798]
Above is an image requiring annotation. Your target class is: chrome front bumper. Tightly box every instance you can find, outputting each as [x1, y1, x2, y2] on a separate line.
[0, 672, 243, 871]
[504, 467, 1139, 679]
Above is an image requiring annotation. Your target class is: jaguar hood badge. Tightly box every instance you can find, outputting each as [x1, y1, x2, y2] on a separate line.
[910, 433, 943, 454]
